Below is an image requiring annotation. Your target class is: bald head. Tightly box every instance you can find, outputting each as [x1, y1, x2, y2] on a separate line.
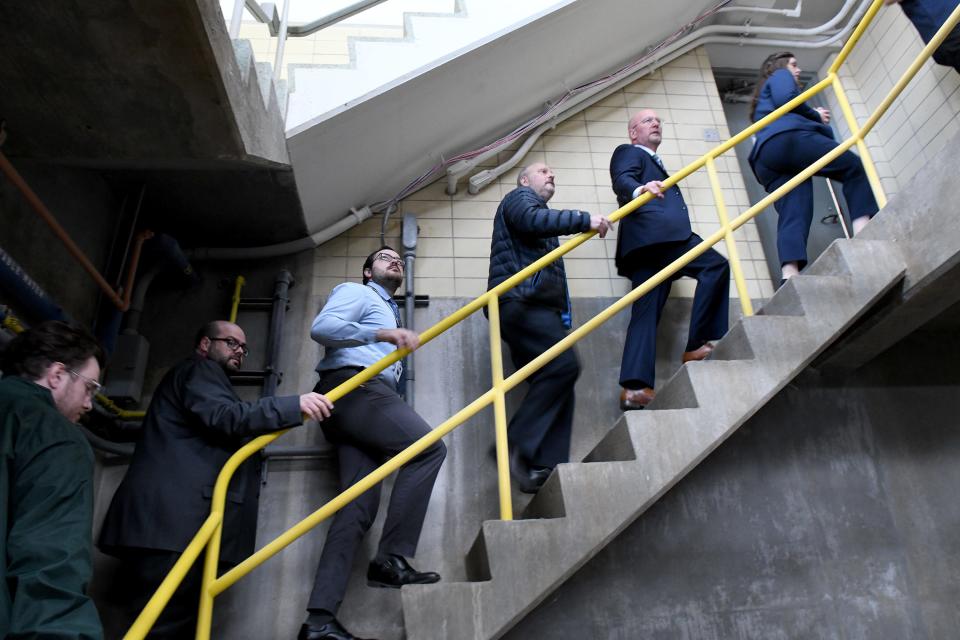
[628, 109, 663, 150]
[518, 162, 556, 201]
[195, 320, 247, 371]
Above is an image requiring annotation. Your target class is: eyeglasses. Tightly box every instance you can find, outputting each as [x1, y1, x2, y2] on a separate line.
[67, 368, 103, 399]
[639, 117, 664, 126]
[375, 253, 404, 267]
[208, 336, 250, 356]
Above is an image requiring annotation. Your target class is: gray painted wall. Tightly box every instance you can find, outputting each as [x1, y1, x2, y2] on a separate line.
[91, 291, 742, 638]
[90, 283, 960, 640]
[0, 160, 119, 327]
[505, 324, 960, 640]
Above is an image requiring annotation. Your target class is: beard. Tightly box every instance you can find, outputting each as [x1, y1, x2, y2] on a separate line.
[211, 350, 242, 371]
[374, 269, 404, 292]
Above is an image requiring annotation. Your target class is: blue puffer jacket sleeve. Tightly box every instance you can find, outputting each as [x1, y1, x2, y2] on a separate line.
[501, 188, 591, 237]
[487, 187, 591, 311]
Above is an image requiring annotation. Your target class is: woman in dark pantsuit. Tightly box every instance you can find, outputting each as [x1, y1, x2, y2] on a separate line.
[748, 51, 879, 282]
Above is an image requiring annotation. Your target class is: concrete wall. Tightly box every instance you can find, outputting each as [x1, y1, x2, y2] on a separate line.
[91, 286, 960, 640]
[0, 161, 120, 327]
[90, 289, 735, 638]
[504, 322, 960, 640]
[820, 4, 960, 199]
[310, 49, 775, 305]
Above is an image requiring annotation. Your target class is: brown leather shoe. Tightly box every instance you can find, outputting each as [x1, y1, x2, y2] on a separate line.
[620, 387, 655, 411]
[682, 342, 714, 363]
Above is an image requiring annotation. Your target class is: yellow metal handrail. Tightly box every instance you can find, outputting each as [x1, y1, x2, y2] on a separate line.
[124, 2, 960, 637]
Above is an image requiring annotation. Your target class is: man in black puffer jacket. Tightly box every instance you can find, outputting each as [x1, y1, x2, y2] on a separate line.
[486, 162, 611, 493]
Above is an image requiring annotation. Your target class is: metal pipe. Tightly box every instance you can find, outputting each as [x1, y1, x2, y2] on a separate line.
[0, 248, 71, 323]
[262, 446, 334, 460]
[186, 206, 371, 261]
[78, 424, 135, 457]
[121, 264, 163, 336]
[96, 393, 146, 420]
[229, 276, 246, 324]
[401, 213, 417, 407]
[273, 0, 291, 78]
[717, 0, 803, 18]
[451, 0, 868, 194]
[123, 233, 197, 335]
[113, 186, 146, 296]
[825, 179, 851, 239]
[286, 0, 390, 36]
[465, 119, 559, 195]
[0, 151, 153, 311]
[263, 270, 294, 397]
[0, 305, 26, 334]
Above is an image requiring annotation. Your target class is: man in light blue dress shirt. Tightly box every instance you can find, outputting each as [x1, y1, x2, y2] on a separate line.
[299, 246, 446, 640]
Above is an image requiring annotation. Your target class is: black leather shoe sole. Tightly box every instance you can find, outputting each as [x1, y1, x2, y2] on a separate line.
[366, 572, 440, 589]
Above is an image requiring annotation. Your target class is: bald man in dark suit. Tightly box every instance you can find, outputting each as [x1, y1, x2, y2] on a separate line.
[609, 109, 730, 410]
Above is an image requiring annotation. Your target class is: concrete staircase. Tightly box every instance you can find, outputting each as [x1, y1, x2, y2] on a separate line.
[300, 0, 467, 71]
[401, 238, 908, 640]
[231, 38, 290, 154]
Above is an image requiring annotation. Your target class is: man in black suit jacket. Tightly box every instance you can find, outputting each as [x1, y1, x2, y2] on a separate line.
[99, 320, 332, 638]
[610, 109, 730, 410]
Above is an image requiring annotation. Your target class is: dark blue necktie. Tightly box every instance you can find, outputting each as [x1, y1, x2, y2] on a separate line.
[387, 296, 403, 386]
[388, 298, 403, 329]
[652, 153, 667, 173]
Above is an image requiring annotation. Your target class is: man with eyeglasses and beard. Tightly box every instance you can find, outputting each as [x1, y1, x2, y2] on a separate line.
[99, 320, 333, 638]
[299, 246, 446, 640]
[0, 321, 106, 640]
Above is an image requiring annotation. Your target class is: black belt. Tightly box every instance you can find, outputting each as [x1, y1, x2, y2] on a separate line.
[321, 365, 366, 377]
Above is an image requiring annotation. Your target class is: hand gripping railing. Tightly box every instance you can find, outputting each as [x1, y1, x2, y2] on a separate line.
[124, 1, 960, 637]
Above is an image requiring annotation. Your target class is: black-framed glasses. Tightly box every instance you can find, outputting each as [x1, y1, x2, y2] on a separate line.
[67, 368, 103, 399]
[208, 336, 250, 356]
[375, 252, 404, 267]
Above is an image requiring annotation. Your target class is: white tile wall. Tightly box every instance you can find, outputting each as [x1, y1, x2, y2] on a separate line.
[311, 49, 774, 303]
[821, 5, 960, 200]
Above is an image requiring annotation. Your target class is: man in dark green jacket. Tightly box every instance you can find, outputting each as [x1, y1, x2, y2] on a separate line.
[0, 321, 105, 640]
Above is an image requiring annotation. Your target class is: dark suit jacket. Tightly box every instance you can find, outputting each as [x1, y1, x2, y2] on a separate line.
[99, 355, 302, 565]
[900, 0, 960, 42]
[748, 68, 834, 171]
[609, 144, 693, 276]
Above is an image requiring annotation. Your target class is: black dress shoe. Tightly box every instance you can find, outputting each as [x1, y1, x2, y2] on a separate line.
[521, 466, 552, 494]
[367, 554, 441, 588]
[509, 454, 552, 493]
[298, 617, 376, 640]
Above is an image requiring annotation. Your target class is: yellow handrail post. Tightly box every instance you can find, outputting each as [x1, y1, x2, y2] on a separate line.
[122, 513, 222, 640]
[705, 157, 753, 317]
[486, 295, 513, 521]
[829, 74, 887, 209]
[195, 516, 223, 640]
[229, 275, 246, 323]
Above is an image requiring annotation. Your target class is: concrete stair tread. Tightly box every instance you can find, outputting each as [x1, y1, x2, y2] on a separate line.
[401, 237, 907, 639]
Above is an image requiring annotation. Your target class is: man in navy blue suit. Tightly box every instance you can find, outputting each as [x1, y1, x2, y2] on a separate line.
[886, 0, 960, 73]
[609, 110, 730, 410]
